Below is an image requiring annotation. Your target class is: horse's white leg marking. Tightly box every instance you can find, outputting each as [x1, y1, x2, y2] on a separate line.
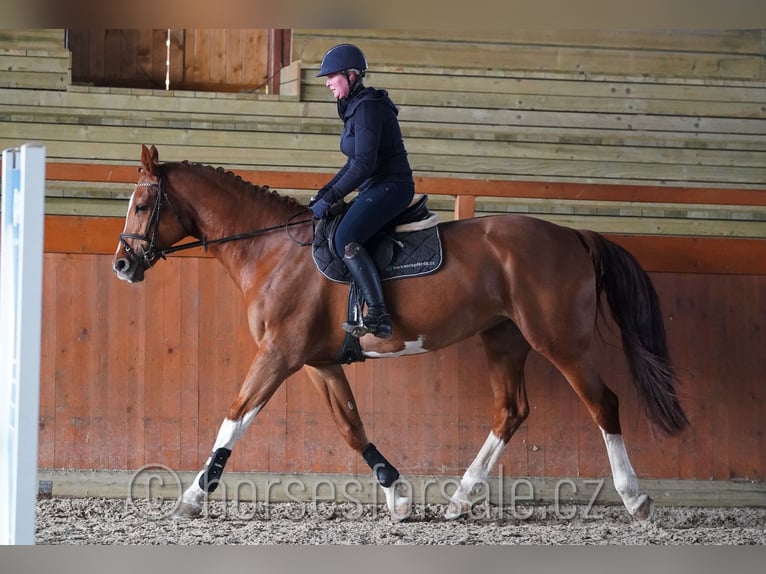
[178, 406, 263, 513]
[601, 428, 651, 516]
[381, 482, 412, 522]
[363, 336, 429, 358]
[212, 407, 261, 450]
[445, 431, 506, 519]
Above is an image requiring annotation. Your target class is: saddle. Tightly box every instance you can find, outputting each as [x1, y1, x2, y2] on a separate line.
[312, 194, 443, 284]
[311, 195, 444, 365]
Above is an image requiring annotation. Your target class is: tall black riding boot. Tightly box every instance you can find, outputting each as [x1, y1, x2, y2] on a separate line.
[341, 242, 392, 339]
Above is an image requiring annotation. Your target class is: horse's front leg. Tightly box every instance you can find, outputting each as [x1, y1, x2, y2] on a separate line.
[304, 364, 411, 522]
[175, 351, 292, 518]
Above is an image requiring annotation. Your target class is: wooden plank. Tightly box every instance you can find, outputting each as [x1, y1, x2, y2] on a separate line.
[1, 53, 70, 73]
[295, 29, 764, 56]
[302, 81, 766, 119]
[176, 257, 201, 468]
[243, 29, 269, 89]
[118, 29, 139, 86]
[32, 162, 766, 206]
[163, 258, 185, 470]
[7, 102, 763, 153]
[37, 254, 58, 468]
[13, 73, 766, 123]
[168, 29, 185, 88]
[725, 276, 764, 480]
[0, 29, 65, 49]
[35, 214, 766, 275]
[10, 138, 766, 195]
[3, 124, 765, 187]
[304, 67, 766, 103]
[86, 256, 111, 468]
[0, 70, 68, 90]
[103, 29, 122, 84]
[35, 468, 766, 507]
[104, 254, 135, 468]
[225, 28, 244, 87]
[294, 35, 763, 80]
[71, 29, 94, 83]
[210, 29, 228, 88]
[67, 30, 89, 83]
[407, 138, 766, 169]
[396, 105, 766, 135]
[52, 254, 87, 467]
[147, 29, 166, 89]
[279, 60, 301, 97]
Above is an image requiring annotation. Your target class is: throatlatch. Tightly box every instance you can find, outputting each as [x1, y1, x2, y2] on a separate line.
[198, 447, 232, 493]
[362, 443, 400, 488]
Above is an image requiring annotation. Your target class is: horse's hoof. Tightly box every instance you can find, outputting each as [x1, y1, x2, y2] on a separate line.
[633, 494, 654, 523]
[173, 501, 202, 519]
[383, 483, 412, 522]
[391, 500, 411, 523]
[445, 498, 471, 520]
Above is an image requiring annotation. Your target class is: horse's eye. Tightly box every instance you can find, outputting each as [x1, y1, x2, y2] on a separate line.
[135, 204, 149, 214]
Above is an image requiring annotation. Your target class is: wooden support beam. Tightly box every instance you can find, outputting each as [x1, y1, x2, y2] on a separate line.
[32, 162, 766, 207]
[453, 195, 475, 219]
[37, 214, 766, 275]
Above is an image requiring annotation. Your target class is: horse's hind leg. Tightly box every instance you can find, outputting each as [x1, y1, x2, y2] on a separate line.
[554, 356, 653, 522]
[446, 321, 531, 519]
[304, 364, 411, 521]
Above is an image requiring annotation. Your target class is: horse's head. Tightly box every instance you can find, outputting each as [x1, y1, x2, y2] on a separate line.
[112, 145, 190, 283]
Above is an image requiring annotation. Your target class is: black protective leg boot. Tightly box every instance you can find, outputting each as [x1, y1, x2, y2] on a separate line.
[341, 242, 392, 339]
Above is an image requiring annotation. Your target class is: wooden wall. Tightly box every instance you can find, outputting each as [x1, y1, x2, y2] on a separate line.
[293, 30, 766, 190]
[1, 29, 765, 482]
[32, 217, 765, 481]
[1, 29, 764, 240]
[67, 29, 272, 93]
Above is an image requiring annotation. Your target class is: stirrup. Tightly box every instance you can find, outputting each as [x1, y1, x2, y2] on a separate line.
[342, 314, 392, 339]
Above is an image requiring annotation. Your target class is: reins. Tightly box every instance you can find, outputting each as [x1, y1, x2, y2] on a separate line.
[159, 213, 314, 258]
[120, 176, 314, 269]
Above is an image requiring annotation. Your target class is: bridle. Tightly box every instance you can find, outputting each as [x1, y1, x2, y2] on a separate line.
[119, 176, 313, 269]
[119, 179, 176, 269]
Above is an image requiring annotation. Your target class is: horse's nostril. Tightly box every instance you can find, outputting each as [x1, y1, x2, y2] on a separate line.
[114, 258, 129, 273]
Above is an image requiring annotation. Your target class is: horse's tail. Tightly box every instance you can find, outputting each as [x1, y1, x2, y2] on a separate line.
[579, 230, 689, 436]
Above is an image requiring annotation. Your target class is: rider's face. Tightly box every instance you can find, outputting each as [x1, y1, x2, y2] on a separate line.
[325, 71, 352, 99]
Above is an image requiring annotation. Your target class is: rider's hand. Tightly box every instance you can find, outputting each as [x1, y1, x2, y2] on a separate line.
[310, 197, 332, 219]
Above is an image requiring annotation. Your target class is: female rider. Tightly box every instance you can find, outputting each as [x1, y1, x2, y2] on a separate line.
[310, 44, 415, 340]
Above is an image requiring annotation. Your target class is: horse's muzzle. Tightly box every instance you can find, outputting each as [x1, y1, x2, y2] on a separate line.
[113, 255, 145, 283]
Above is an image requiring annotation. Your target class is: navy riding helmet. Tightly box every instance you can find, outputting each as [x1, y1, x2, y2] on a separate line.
[316, 43, 368, 78]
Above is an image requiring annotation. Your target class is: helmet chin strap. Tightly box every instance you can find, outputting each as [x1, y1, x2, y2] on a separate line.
[343, 70, 364, 94]
[337, 70, 365, 115]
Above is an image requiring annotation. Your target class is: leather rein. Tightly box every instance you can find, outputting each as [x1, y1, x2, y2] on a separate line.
[119, 177, 313, 269]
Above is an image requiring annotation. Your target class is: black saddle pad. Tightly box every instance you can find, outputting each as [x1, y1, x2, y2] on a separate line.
[312, 206, 443, 284]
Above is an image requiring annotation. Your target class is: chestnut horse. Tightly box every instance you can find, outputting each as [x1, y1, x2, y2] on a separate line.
[113, 145, 688, 522]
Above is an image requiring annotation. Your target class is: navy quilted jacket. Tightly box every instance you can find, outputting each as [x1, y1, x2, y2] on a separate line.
[322, 86, 413, 204]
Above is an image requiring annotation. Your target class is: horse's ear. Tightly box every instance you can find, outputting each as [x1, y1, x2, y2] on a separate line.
[149, 145, 159, 165]
[140, 144, 160, 176]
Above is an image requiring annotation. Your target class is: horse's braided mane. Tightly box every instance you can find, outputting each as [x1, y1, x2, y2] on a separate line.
[176, 160, 305, 210]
